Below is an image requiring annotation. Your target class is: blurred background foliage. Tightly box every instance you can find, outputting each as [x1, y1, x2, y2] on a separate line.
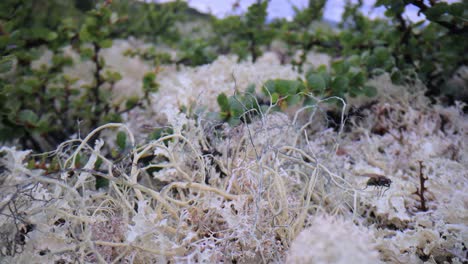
[0, 0, 467, 153]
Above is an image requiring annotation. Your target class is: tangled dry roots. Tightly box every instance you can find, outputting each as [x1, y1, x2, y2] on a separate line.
[0, 97, 362, 263]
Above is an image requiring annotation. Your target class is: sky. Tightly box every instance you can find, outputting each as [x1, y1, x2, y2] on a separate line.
[155, 0, 418, 22]
[156, 0, 460, 23]
[184, 0, 388, 22]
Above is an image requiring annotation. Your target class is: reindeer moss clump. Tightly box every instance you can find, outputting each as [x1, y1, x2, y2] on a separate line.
[1, 70, 467, 262]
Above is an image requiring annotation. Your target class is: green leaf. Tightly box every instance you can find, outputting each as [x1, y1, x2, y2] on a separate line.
[303, 97, 317, 106]
[331, 60, 350, 74]
[99, 39, 113, 48]
[103, 113, 122, 123]
[52, 55, 73, 67]
[143, 72, 155, 84]
[125, 96, 139, 109]
[363, 85, 378, 97]
[347, 55, 361, 66]
[0, 55, 15, 74]
[18, 83, 34, 94]
[332, 76, 349, 93]
[18, 110, 39, 125]
[80, 47, 94, 60]
[425, 3, 449, 21]
[116, 131, 127, 150]
[228, 117, 241, 126]
[95, 176, 109, 189]
[437, 14, 454, 24]
[286, 94, 302, 106]
[275, 80, 301, 95]
[374, 47, 391, 64]
[449, 3, 465, 17]
[79, 27, 92, 42]
[263, 80, 276, 94]
[217, 93, 230, 112]
[105, 71, 122, 82]
[219, 111, 230, 119]
[47, 31, 58, 41]
[143, 72, 158, 93]
[350, 71, 366, 87]
[316, 65, 328, 73]
[228, 96, 244, 117]
[36, 118, 51, 133]
[149, 127, 174, 145]
[391, 70, 403, 84]
[94, 157, 103, 170]
[307, 73, 326, 93]
[75, 153, 82, 168]
[271, 92, 279, 104]
[84, 16, 98, 27]
[70, 88, 81, 96]
[246, 83, 256, 95]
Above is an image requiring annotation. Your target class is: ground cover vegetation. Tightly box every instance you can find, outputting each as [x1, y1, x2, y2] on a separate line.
[0, 0, 467, 263]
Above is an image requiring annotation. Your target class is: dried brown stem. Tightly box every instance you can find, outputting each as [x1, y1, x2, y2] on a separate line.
[414, 160, 428, 211]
